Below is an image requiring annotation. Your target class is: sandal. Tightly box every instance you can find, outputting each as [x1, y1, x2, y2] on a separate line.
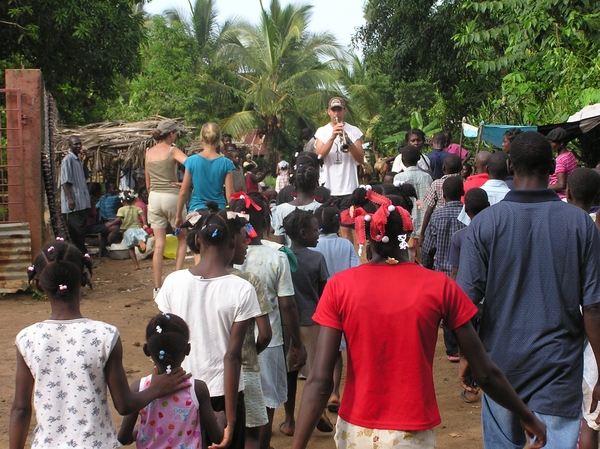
[461, 389, 479, 403]
[317, 413, 334, 433]
[327, 398, 340, 413]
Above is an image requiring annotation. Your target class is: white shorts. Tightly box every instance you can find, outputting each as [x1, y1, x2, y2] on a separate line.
[334, 416, 437, 449]
[242, 370, 269, 428]
[258, 346, 287, 408]
[147, 191, 184, 229]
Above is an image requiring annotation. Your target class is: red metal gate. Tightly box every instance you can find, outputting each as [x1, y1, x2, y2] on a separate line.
[0, 88, 24, 223]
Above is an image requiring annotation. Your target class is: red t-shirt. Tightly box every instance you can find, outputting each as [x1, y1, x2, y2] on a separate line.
[313, 263, 477, 431]
[246, 173, 259, 192]
[461, 173, 489, 203]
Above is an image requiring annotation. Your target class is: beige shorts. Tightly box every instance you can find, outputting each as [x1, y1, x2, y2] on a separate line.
[286, 324, 319, 375]
[334, 416, 437, 449]
[583, 378, 600, 431]
[147, 191, 184, 229]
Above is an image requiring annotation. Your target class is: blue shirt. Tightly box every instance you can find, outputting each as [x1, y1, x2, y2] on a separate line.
[184, 154, 234, 210]
[427, 149, 449, 180]
[456, 189, 600, 417]
[313, 233, 360, 278]
[96, 193, 121, 220]
[60, 152, 90, 213]
[421, 200, 466, 275]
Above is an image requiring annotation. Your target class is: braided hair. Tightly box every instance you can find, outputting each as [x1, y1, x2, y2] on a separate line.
[282, 208, 316, 243]
[28, 239, 94, 301]
[228, 192, 270, 236]
[185, 202, 234, 254]
[145, 313, 190, 373]
[314, 205, 340, 235]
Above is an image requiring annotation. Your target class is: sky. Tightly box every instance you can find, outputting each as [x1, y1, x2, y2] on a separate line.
[143, 0, 366, 49]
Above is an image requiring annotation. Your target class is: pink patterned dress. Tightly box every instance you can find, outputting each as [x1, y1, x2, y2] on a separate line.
[136, 374, 202, 449]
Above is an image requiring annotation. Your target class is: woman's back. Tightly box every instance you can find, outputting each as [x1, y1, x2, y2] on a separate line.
[16, 318, 120, 448]
[146, 146, 179, 194]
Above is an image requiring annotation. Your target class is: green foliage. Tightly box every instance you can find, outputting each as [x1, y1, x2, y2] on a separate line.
[31, 288, 48, 301]
[1, 0, 148, 124]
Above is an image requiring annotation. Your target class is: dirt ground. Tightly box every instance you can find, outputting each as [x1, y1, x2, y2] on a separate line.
[0, 255, 483, 448]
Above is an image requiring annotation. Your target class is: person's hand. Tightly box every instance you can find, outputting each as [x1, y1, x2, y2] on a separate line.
[591, 381, 600, 424]
[150, 366, 192, 397]
[209, 422, 234, 449]
[520, 414, 546, 448]
[418, 234, 425, 248]
[68, 198, 76, 211]
[458, 357, 479, 393]
[333, 121, 344, 136]
[291, 344, 307, 370]
[174, 217, 183, 229]
[171, 182, 183, 188]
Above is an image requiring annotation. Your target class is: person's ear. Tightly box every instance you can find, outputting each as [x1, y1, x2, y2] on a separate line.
[186, 343, 191, 356]
[143, 343, 151, 357]
[566, 187, 574, 204]
[506, 159, 514, 176]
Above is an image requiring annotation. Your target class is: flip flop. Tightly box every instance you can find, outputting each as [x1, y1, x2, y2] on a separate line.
[317, 413, 334, 433]
[279, 423, 294, 436]
[327, 398, 340, 413]
[461, 389, 479, 403]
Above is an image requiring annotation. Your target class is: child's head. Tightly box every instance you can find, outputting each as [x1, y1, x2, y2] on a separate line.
[225, 211, 251, 265]
[229, 191, 270, 237]
[28, 239, 93, 300]
[229, 149, 242, 167]
[137, 187, 149, 204]
[243, 161, 257, 173]
[184, 203, 234, 259]
[294, 163, 319, 194]
[443, 131, 452, 147]
[487, 151, 509, 180]
[432, 132, 446, 149]
[201, 122, 221, 146]
[461, 161, 472, 179]
[345, 187, 414, 260]
[89, 182, 102, 201]
[401, 145, 421, 167]
[121, 190, 136, 205]
[314, 205, 341, 235]
[442, 154, 462, 175]
[383, 171, 397, 185]
[107, 183, 118, 196]
[464, 188, 490, 219]
[144, 313, 190, 373]
[442, 176, 464, 202]
[566, 168, 600, 212]
[502, 128, 522, 154]
[283, 209, 319, 247]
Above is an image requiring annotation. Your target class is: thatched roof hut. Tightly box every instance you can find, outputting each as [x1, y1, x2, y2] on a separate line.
[56, 116, 197, 185]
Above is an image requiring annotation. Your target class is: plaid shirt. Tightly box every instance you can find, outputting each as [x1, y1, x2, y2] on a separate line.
[423, 173, 461, 211]
[421, 200, 466, 275]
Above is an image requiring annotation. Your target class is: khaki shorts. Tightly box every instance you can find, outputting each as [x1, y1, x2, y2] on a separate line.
[286, 324, 320, 375]
[334, 416, 437, 449]
[147, 191, 184, 229]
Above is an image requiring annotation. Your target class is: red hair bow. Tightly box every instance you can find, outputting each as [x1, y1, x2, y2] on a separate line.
[230, 192, 262, 211]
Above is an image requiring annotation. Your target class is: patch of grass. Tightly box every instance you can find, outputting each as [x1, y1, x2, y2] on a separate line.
[31, 288, 48, 301]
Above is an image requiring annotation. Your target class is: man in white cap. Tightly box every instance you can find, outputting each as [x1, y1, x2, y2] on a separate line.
[315, 97, 364, 242]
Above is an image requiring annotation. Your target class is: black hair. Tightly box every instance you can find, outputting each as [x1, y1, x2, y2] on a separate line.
[228, 192, 270, 236]
[385, 183, 416, 213]
[137, 186, 148, 196]
[510, 132, 554, 177]
[443, 154, 462, 174]
[568, 168, 600, 205]
[462, 161, 472, 177]
[314, 186, 331, 204]
[314, 205, 341, 234]
[503, 127, 522, 141]
[89, 182, 102, 198]
[349, 188, 413, 260]
[487, 152, 509, 180]
[432, 132, 446, 148]
[29, 240, 94, 301]
[442, 176, 464, 201]
[402, 145, 421, 166]
[464, 188, 490, 217]
[122, 190, 135, 204]
[385, 171, 398, 179]
[222, 133, 232, 140]
[282, 208, 316, 243]
[294, 163, 319, 194]
[405, 129, 425, 144]
[145, 313, 190, 371]
[190, 202, 232, 251]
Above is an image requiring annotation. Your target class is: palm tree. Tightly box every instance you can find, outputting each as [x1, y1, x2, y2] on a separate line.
[216, 0, 345, 158]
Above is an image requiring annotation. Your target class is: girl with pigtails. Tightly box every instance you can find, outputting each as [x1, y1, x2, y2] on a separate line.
[10, 239, 190, 449]
[290, 186, 547, 449]
[155, 206, 262, 449]
[118, 313, 224, 448]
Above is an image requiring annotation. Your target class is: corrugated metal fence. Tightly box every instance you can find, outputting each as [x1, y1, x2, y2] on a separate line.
[0, 223, 31, 293]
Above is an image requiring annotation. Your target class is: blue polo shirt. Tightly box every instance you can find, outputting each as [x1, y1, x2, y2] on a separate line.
[457, 189, 600, 417]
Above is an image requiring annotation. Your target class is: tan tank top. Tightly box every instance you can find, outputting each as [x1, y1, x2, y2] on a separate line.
[146, 147, 180, 194]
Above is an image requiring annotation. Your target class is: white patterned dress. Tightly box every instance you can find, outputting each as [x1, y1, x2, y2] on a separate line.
[15, 318, 120, 448]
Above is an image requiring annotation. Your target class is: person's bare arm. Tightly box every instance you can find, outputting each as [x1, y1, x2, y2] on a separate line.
[584, 304, 600, 424]
[145, 157, 151, 193]
[419, 205, 434, 247]
[175, 170, 192, 229]
[291, 326, 341, 449]
[347, 137, 364, 164]
[255, 314, 272, 355]
[171, 147, 188, 165]
[196, 379, 224, 444]
[279, 295, 307, 369]
[454, 322, 546, 447]
[275, 235, 286, 245]
[117, 380, 141, 445]
[9, 350, 34, 449]
[450, 266, 458, 281]
[209, 320, 248, 449]
[224, 172, 234, 203]
[549, 172, 566, 192]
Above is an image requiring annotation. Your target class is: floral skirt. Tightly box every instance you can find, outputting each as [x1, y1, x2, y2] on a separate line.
[334, 416, 436, 448]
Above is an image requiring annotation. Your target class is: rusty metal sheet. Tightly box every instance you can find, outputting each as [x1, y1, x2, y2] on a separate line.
[0, 222, 31, 293]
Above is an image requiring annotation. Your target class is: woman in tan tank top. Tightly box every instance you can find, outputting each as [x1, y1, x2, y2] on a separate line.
[145, 120, 188, 298]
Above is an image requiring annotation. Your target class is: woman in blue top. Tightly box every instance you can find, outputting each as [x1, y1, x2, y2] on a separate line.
[176, 122, 234, 224]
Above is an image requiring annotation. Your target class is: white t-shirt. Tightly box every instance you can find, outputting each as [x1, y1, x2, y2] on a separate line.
[392, 153, 431, 173]
[16, 319, 120, 448]
[235, 245, 295, 347]
[155, 270, 261, 396]
[315, 122, 363, 196]
[272, 200, 322, 246]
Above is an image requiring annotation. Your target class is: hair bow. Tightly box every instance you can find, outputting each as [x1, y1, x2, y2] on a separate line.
[230, 192, 262, 211]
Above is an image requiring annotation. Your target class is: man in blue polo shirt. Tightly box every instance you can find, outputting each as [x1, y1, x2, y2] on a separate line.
[457, 131, 600, 448]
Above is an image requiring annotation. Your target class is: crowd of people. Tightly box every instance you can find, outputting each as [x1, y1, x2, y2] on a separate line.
[10, 97, 600, 449]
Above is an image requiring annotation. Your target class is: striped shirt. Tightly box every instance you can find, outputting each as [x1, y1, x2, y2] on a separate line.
[423, 173, 461, 211]
[60, 152, 90, 213]
[549, 151, 578, 198]
[421, 200, 466, 276]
